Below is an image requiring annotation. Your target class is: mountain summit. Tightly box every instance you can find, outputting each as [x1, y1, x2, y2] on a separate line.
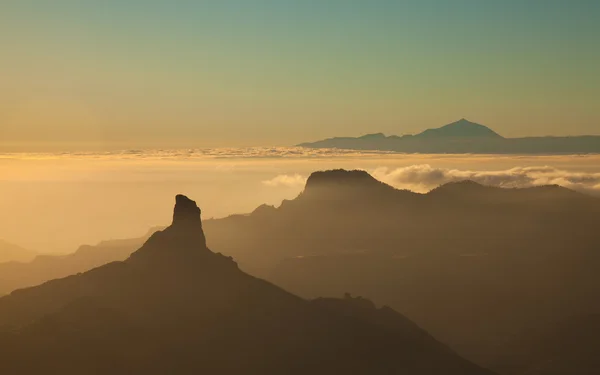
[0, 195, 493, 375]
[299, 169, 400, 204]
[127, 194, 210, 265]
[172, 194, 202, 227]
[304, 169, 386, 190]
[414, 119, 504, 139]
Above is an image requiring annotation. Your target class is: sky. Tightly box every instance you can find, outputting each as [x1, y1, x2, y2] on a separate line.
[1, 0, 599, 151]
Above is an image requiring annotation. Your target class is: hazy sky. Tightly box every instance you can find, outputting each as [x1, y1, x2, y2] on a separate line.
[1, 0, 599, 151]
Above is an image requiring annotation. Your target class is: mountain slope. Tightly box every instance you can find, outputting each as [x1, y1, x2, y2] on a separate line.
[0, 195, 493, 375]
[0, 229, 157, 296]
[492, 314, 600, 375]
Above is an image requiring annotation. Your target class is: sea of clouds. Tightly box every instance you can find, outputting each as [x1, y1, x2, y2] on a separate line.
[3, 147, 600, 195]
[0, 147, 393, 161]
[263, 164, 600, 196]
[372, 165, 600, 195]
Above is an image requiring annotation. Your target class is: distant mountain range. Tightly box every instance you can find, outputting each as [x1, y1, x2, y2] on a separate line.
[0, 195, 492, 375]
[0, 230, 157, 296]
[0, 239, 36, 263]
[298, 119, 600, 154]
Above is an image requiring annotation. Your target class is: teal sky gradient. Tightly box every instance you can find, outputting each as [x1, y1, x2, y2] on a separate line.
[1, 0, 599, 150]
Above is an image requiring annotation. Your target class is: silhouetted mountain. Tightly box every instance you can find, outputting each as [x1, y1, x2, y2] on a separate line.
[0, 194, 493, 375]
[491, 314, 600, 375]
[298, 119, 600, 154]
[0, 239, 36, 263]
[2, 170, 599, 372]
[415, 119, 503, 139]
[428, 180, 589, 207]
[199, 170, 600, 367]
[301, 169, 400, 202]
[0, 229, 158, 296]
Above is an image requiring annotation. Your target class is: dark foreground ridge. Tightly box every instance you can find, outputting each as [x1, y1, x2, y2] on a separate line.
[0, 195, 494, 375]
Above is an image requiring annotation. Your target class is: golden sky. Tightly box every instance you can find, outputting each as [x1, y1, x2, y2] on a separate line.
[1, 1, 599, 151]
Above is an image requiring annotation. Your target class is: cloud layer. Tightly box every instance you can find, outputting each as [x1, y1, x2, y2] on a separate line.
[262, 174, 307, 188]
[263, 165, 600, 197]
[372, 165, 600, 195]
[0, 147, 394, 161]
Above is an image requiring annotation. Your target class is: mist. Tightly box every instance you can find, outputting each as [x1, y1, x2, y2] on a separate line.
[1, 149, 599, 253]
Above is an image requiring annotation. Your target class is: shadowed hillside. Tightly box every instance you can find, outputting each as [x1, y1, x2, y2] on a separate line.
[201, 170, 600, 367]
[0, 195, 493, 375]
[0, 230, 157, 296]
[491, 314, 600, 375]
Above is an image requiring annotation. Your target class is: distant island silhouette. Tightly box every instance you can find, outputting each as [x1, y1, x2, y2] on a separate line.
[298, 119, 600, 154]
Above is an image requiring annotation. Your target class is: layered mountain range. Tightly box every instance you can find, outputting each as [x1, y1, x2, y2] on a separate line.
[0, 195, 492, 374]
[1, 170, 599, 374]
[298, 119, 600, 154]
[0, 229, 157, 296]
[0, 239, 36, 264]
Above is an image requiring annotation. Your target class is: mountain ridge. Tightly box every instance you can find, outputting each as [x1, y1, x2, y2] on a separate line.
[298, 119, 600, 154]
[0, 170, 594, 296]
[0, 239, 37, 264]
